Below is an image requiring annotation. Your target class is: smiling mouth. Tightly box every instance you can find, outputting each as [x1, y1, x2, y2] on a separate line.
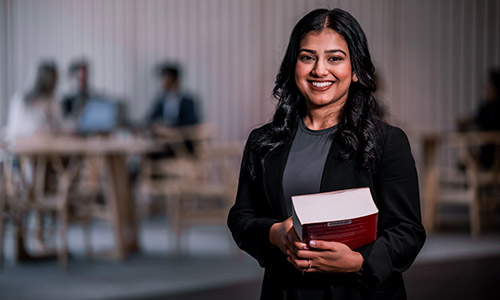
[309, 81, 334, 88]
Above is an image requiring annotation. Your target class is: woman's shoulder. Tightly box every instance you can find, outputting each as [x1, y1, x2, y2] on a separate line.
[245, 122, 273, 144]
[374, 120, 412, 152]
[374, 120, 408, 137]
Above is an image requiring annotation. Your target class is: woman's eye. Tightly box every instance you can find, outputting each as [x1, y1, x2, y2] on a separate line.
[299, 55, 315, 62]
[329, 56, 343, 62]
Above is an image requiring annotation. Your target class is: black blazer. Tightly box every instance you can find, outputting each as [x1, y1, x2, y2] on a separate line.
[228, 121, 426, 300]
[146, 93, 198, 127]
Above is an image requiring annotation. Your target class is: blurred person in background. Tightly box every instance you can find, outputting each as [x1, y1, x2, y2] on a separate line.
[146, 63, 199, 128]
[6, 61, 65, 139]
[475, 69, 500, 132]
[458, 68, 500, 132]
[145, 63, 200, 155]
[457, 68, 500, 168]
[5, 61, 70, 261]
[61, 58, 125, 135]
[228, 8, 425, 299]
[61, 58, 93, 121]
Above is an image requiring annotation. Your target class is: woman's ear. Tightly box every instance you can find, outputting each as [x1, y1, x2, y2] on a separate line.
[352, 73, 359, 82]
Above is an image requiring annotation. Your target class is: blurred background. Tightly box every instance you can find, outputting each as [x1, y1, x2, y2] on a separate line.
[0, 0, 499, 299]
[0, 0, 498, 139]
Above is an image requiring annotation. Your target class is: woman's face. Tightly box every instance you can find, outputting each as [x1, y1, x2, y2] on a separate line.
[295, 29, 357, 111]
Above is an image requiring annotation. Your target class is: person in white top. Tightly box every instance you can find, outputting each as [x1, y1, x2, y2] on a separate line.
[6, 61, 64, 140]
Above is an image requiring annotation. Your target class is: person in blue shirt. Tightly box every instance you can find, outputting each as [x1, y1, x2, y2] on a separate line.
[145, 63, 200, 156]
[146, 64, 198, 128]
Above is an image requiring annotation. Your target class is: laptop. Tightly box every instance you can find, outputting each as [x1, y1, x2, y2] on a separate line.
[76, 98, 118, 134]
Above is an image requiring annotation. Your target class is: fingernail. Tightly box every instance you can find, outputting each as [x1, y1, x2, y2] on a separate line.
[310, 240, 316, 246]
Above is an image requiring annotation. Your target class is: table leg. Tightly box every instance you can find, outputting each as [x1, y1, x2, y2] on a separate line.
[105, 154, 139, 258]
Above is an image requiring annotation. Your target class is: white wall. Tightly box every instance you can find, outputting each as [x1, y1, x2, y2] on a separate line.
[1, 0, 500, 144]
[0, 0, 8, 126]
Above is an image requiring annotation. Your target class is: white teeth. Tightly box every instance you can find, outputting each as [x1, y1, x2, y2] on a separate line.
[311, 81, 333, 87]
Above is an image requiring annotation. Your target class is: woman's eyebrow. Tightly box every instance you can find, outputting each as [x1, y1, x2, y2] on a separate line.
[299, 48, 316, 54]
[299, 48, 347, 55]
[325, 49, 347, 55]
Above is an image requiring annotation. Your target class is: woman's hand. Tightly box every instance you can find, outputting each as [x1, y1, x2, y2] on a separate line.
[288, 240, 364, 273]
[269, 217, 309, 256]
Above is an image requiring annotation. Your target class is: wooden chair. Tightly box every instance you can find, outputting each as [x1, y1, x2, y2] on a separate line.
[168, 143, 243, 252]
[0, 142, 18, 269]
[136, 135, 188, 217]
[0, 140, 80, 268]
[136, 123, 213, 218]
[423, 132, 500, 236]
[1, 142, 43, 268]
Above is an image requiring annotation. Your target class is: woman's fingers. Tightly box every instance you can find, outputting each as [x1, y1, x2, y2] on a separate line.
[290, 240, 364, 273]
[287, 254, 311, 270]
[284, 217, 309, 249]
[272, 217, 310, 259]
[294, 249, 316, 259]
[286, 231, 308, 249]
[292, 240, 309, 251]
[308, 240, 342, 250]
[279, 234, 301, 255]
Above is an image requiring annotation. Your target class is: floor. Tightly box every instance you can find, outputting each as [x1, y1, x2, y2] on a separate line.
[1, 210, 500, 300]
[157, 253, 500, 300]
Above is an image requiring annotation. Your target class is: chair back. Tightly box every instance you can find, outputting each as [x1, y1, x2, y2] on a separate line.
[424, 131, 500, 235]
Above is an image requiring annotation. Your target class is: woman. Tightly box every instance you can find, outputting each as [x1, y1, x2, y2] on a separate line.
[6, 61, 64, 140]
[228, 8, 425, 300]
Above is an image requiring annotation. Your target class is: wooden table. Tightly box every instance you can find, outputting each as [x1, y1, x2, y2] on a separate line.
[9, 135, 160, 261]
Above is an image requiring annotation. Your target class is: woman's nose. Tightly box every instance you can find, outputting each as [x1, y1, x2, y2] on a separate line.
[312, 60, 328, 77]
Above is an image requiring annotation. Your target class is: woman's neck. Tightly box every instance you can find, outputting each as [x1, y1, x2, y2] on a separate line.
[304, 106, 341, 130]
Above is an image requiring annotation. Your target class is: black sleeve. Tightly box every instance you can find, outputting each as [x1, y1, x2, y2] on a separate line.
[227, 129, 280, 267]
[179, 98, 199, 126]
[60, 97, 73, 118]
[357, 126, 426, 288]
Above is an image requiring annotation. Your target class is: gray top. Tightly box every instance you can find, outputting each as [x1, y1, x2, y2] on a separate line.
[282, 119, 338, 216]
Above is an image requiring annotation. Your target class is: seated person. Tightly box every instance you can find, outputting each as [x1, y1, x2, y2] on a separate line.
[61, 58, 94, 121]
[475, 70, 500, 132]
[6, 61, 66, 139]
[62, 58, 122, 135]
[146, 64, 198, 126]
[5, 61, 68, 259]
[457, 68, 500, 168]
[145, 63, 200, 155]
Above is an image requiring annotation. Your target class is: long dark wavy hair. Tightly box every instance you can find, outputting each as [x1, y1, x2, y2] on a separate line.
[25, 61, 58, 103]
[248, 8, 385, 178]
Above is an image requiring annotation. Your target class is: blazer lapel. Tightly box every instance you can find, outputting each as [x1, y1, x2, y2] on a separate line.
[320, 139, 372, 192]
[320, 138, 356, 192]
[263, 141, 293, 220]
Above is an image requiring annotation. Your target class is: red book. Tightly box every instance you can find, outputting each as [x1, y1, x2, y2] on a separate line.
[291, 187, 378, 250]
